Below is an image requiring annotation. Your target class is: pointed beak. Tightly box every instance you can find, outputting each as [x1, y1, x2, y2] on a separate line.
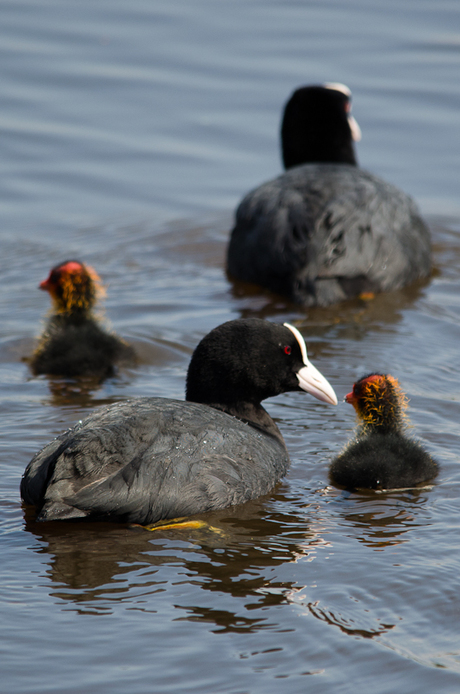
[348, 114, 361, 142]
[297, 360, 338, 405]
[322, 82, 361, 142]
[283, 322, 337, 405]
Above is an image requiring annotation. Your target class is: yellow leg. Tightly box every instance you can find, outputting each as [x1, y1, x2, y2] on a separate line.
[140, 518, 224, 534]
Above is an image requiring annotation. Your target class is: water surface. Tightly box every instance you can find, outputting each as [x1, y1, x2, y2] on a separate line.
[1, 1, 460, 692]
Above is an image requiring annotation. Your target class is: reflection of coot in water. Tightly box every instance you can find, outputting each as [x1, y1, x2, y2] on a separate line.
[30, 260, 135, 378]
[21, 318, 337, 524]
[227, 84, 431, 306]
[23, 496, 318, 619]
[329, 373, 438, 490]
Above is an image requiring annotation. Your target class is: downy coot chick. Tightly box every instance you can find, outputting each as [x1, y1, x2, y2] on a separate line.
[30, 260, 135, 378]
[21, 318, 337, 524]
[329, 373, 438, 490]
[227, 83, 431, 306]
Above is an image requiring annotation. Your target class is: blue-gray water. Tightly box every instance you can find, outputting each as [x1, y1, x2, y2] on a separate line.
[2, 1, 460, 692]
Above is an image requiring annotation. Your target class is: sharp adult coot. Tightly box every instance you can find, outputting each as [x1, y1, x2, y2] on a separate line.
[30, 260, 135, 378]
[227, 83, 432, 306]
[21, 318, 337, 524]
[329, 373, 438, 490]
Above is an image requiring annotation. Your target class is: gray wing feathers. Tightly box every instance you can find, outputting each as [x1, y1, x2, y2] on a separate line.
[23, 398, 289, 524]
[228, 164, 431, 305]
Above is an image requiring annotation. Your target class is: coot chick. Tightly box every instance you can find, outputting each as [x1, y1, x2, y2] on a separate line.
[329, 373, 438, 490]
[227, 83, 431, 306]
[30, 260, 135, 378]
[21, 318, 337, 524]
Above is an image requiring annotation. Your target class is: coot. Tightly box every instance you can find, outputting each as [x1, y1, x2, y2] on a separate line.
[21, 318, 337, 523]
[227, 83, 431, 306]
[329, 373, 438, 490]
[30, 260, 135, 378]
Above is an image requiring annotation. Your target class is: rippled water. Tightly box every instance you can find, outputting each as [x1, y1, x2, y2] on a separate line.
[2, 1, 460, 692]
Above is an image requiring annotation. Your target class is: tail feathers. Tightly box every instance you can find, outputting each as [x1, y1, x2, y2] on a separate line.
[37, 501, 89, 521]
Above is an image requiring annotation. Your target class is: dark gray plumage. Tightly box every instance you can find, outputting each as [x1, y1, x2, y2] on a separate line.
[30, 260, 135, 378]
[21, 398, 289, 523]
[329, 431, 438, 491]
[329, 373, 438, 491]
[227, 84, 432, 306]
[21, 318, 337, 524]
[31, 314, 133, 378]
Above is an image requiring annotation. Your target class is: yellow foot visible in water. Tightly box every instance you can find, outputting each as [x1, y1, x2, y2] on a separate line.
[135, 517, 224, 534]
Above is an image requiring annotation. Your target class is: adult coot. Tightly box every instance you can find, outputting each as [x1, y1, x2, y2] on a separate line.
[21, 318, 337, 523]
[30, 260, 135, 378]
[329, 373, 438, 490]
[227, 83, 431, 306]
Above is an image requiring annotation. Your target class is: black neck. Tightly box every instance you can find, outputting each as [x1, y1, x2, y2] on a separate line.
[282, 138, 357, 169]
[200, 401, 284, 443]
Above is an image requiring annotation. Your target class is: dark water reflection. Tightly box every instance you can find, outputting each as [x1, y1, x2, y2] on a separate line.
[24, 500, 312, 608]
[22, 483, 439, 619]
[229, 268, 430, 327]
[331, 490, 433, 548]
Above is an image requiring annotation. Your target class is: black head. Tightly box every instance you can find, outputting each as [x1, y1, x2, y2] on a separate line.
[186, 318, 337, 411]
[281, 83, 360, 169]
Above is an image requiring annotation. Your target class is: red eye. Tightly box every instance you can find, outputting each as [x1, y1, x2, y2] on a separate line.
[284, 345, 292, 355]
